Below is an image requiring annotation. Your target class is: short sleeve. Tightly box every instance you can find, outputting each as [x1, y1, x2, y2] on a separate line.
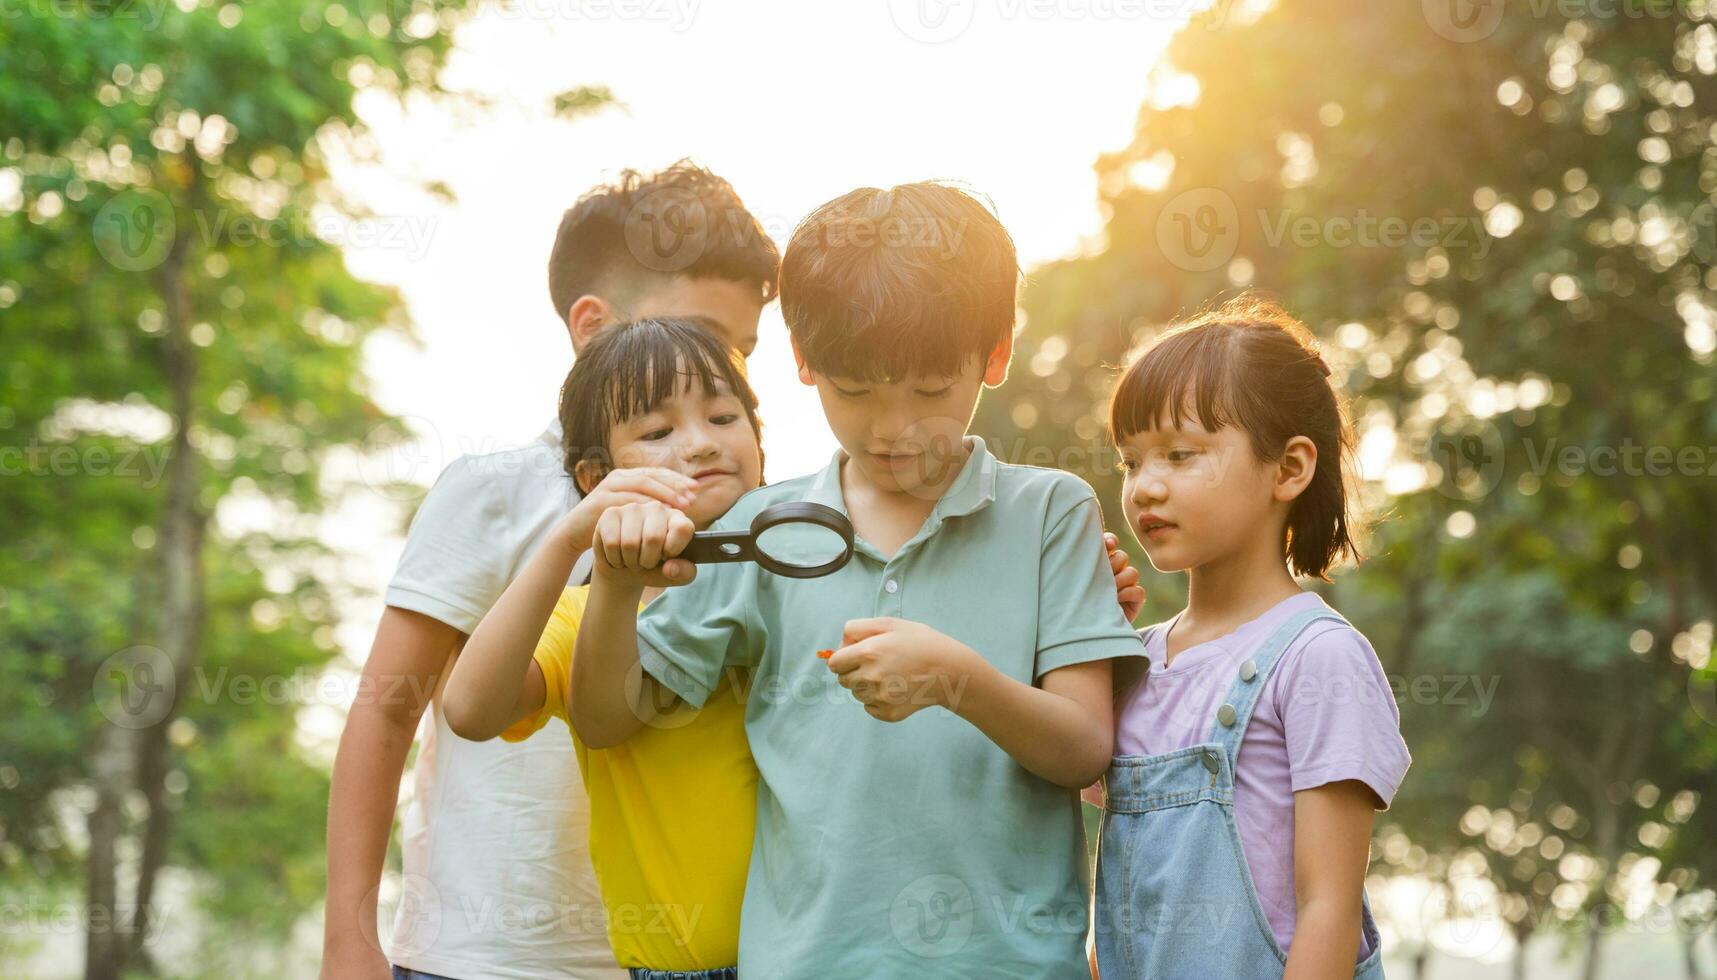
[385, 456, 518, 635]
[1033, 484, 1148, 679]
[635, 562, 761, 709]
[500, 588, 585, 743]
[1272, 625, 1412, 810]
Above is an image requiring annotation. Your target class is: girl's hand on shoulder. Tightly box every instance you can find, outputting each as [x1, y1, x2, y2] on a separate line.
[558, 467, 698, 553]
[1104, 532, 1145, 623]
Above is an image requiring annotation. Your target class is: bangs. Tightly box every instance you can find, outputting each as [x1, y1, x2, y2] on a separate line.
[1109, 325, 1244, 440]
[593, 320, 745, 426]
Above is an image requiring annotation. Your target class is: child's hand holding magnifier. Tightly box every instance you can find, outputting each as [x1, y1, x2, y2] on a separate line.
[591, 500, 700, 588]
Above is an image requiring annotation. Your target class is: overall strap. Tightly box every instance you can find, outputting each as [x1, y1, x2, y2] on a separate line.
[1205, 607, 1349, 764]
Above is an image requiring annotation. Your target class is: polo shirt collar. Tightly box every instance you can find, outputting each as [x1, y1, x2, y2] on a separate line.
[804, 435, 999, 521]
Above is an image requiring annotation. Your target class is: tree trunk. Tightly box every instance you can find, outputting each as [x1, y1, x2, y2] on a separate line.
[84, 182, 204, 980]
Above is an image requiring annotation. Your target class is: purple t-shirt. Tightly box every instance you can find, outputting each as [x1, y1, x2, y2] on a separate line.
[1112, 591, 1410, 960]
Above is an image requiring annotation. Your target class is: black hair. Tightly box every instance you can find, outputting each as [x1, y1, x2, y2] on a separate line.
[558, 317, 764, 487]
[778, 181, 1019, 382]
[1109, 296, 1360, 580]
[547, 160, 781, 323]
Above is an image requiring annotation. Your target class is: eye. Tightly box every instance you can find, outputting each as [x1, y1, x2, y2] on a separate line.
[1168, 448, 1199, 464]
[640, 427, 672, 442]
[831, 383, 868, 398]
[1116, 456, 1140, 474]
[914, 385, 954, 399]
[710, 413, 739, 426]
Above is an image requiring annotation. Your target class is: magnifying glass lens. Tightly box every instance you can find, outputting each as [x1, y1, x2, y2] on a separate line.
[754, 520, 849, 572]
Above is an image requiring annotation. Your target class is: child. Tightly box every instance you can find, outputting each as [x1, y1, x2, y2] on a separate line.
[1092, 299, 1411, 978]
[443, 317, 766, 980]
[568, 183, 1149, 976]
[321, 163, 778, 980]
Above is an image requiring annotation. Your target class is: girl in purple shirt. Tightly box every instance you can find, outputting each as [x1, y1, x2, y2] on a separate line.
[1090, 298, 1411, 979]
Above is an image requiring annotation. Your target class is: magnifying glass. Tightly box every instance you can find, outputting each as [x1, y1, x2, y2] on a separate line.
[679, 502, 855, 579]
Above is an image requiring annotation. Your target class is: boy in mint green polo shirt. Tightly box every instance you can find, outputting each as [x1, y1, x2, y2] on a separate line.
[569, 182, 1146, 977]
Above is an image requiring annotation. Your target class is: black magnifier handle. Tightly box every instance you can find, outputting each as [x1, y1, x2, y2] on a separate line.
[678, 501, 856, 579]
[679, 528, 759, 564]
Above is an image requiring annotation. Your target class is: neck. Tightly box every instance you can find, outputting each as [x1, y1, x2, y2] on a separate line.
[1183, 529, 1302, 631]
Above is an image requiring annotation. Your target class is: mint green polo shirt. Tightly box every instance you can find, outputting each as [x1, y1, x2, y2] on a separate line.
[636, 436, 1145, 977]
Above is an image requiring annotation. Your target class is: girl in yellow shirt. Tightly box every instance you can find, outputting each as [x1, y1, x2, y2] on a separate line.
[445, 317, 764, 979]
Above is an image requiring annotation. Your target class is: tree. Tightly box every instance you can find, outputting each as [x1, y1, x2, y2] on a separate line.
[0, 3, 609, 975]
[971, 0, 1717, 975]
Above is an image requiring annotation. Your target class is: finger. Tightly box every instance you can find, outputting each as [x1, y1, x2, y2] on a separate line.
[620, 506, 646, 568]
[1103, 531, 1118, 550]
[824, 638, 872, 674]
[611, 468, 699, 507]
[1114, 566, 1140, 589]
[597, 510, 624, 569]
[1119, 586, 1145, 618]
[639, 506, 666, 569]
[1109, 548, 1130, 574]
[659, 558, 697, 585]
[840, 617, 896, 647]
[663, 510, 696, 559]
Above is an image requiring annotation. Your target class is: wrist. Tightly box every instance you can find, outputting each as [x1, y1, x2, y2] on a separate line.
[937, 640, 990, 713]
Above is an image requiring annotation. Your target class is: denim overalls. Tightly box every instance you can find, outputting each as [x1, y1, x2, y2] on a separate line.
[1093, 608, 1386, 979]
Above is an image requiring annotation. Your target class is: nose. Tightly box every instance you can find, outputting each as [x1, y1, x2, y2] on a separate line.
[679, 420, 722, 462]
[1131, 469, 1167, 508]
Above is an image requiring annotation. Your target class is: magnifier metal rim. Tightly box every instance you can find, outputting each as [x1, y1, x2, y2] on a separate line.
[748, 502, 855, 579]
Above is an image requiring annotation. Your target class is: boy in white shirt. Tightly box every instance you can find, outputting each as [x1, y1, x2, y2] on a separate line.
[319, 162, 780, 980]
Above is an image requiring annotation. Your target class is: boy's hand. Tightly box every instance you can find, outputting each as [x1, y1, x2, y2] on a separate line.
[559, 468, 699, 553]
[824, 617, 983, 722]
[591, 500, 698, 589]
[1106, 531, 1145, 623]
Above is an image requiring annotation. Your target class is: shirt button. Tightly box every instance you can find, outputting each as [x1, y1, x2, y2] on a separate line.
[884, 579, 900, 594]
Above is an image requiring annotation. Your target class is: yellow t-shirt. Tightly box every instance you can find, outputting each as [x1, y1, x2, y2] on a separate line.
[501, 585, 757, 970]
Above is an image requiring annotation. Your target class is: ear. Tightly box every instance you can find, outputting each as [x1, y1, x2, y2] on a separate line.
[1272, 436, 1318, 503]
[981, 330, 1015, 387]
[567, 295, 621, 353]
[790, 337, 815, 386]
[572, 458, 606, 496]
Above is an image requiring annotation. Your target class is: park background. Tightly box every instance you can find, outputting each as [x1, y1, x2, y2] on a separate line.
[3, 0, 1716, 977]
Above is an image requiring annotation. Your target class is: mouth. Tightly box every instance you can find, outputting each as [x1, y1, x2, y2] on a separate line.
[866, 450, 921, 470]
[690, 468, 735, 482]
[1138, 514, 1178, 540]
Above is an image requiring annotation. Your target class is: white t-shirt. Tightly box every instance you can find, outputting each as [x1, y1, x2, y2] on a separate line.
[384, 419, 620, 980]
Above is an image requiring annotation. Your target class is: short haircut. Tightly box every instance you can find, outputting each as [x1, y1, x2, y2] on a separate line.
[547, 161, 781, 323]
[558, 317, 764, 484]
[1109, 297, 1360, 580]
[778, 182, 1019, 381]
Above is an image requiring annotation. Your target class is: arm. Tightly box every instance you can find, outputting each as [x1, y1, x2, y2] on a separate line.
[321, 607, 458, 980]
[825, 619, 1114, 787]
[1283, 780, 1376, 979]
[568, 500, 698, 749]
[448, 470, 700, 743]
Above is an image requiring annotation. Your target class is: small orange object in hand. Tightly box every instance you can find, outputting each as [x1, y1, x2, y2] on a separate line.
[816, 648, 834, 660]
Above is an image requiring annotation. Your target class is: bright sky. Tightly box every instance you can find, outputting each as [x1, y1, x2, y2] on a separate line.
[306, 0, 1199, 698]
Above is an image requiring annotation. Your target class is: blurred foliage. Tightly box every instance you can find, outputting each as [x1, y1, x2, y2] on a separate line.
[972, 0, 1717, 974]
[0, 0, 521, 974]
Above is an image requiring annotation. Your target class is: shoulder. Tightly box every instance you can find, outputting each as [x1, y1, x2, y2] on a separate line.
[414, 434, 575, 527]
[992, 460, 1100, 518]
